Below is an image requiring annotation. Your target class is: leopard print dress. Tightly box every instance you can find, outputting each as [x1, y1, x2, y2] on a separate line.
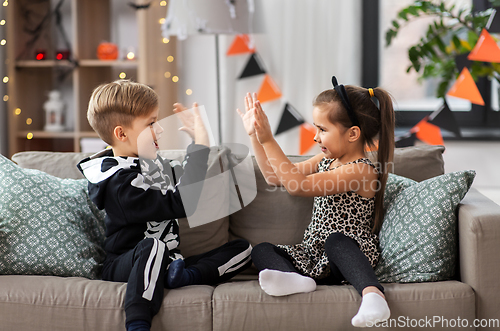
[277, 157, 380, 280]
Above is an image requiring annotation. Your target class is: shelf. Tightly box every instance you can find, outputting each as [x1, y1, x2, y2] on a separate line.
[16, 60, 75, 68]
[18, 131, 75, 139]
[79, 59, 138, 67]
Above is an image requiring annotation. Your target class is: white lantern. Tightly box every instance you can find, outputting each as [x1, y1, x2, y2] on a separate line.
[43, 90, 65, 132]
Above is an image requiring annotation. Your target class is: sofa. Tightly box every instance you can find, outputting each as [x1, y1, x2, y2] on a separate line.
[1, 145, 499, 331]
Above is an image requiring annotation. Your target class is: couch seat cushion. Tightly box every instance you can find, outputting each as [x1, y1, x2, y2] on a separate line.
[0, 275, 213, 331]
[212, 280, 475, 330]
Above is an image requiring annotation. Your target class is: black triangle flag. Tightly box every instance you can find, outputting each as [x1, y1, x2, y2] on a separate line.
[395, 131, 418, 148]
[275, 103, 305, 135]
[238, 53, 266, 79]
[428, 101, 462, 137]
[455, 53, 472, 72]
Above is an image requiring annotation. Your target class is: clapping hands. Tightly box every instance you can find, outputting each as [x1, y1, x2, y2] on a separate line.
[237, 93, 274, 145]
[174, 102, 210, 147]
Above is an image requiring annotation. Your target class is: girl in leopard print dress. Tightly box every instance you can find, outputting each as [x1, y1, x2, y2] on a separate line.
[238, 77, 395, 328]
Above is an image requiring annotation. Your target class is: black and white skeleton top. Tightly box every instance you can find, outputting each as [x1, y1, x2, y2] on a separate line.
[77, 143, 210, 260]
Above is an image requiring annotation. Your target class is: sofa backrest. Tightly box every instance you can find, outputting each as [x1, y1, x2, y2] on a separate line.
[11, 144, 445, 259]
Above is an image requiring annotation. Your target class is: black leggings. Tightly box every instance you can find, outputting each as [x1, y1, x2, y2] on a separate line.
[251, 232, 383, 296]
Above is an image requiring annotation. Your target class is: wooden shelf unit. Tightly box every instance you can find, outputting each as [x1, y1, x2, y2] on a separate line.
[6, 0, 178, 157]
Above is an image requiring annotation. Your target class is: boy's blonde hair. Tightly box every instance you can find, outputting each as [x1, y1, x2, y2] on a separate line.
[87, 80, 159, 145]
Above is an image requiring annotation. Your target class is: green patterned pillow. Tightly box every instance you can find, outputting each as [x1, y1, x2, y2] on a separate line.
[383, 173, 417, 211]
[0, 154, 106, 279]
[376, 170, 475, 283]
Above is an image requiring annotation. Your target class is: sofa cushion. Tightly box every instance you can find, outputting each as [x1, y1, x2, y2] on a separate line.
[383, 173, 417, 210]
[212, 280, 474, 330]
[368, 144, 445, 182]
[376, 170, 476, 282]
[0, 275, 213, 331]
[0, 155, 106, 279]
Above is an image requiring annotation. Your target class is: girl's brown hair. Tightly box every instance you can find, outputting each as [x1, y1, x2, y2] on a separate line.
[313, 86, 395, 233]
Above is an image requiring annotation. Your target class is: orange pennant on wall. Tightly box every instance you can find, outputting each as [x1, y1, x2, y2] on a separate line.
[446, 67, 485, 105]
[299, 123, 317, 155]
[226, 35, 255, 56]
[257, 75, 282, 103]
[467, 29, 500, 63]
[412, 117, 444, 146]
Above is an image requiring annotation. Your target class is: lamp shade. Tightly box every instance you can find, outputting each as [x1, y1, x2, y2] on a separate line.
[162, 0, 255, 40]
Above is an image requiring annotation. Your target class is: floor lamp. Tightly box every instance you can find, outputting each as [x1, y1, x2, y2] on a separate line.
[161, 0, 254, 145]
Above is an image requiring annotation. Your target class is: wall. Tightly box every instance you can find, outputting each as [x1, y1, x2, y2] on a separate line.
[0, 4, 6, 156]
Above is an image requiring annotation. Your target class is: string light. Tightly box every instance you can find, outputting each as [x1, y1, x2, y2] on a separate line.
[27, 132, 33, 140]
[14, 108, 21, 115]
[162, 38, 169, 44]
[26, 118, 32, 125]
[160, 1, 167, 6]
[0, 20, 5, 25]
[2, 1, 8, 7]
[164, 72, 171, 78]
[172, 76, 179, 83]
[167, 55, 174, 62]
[159, 18, 165, 24]
[186, 89, 192, 95]
[3, 95, 8, 101]
[126, 51, 135, 60]
[0, 39, 6, 46]
[2, 76, 8, 83]
[119, 72, 127, 79]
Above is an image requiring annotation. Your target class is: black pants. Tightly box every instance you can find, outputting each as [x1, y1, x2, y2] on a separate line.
[102, 238, 252, 325]
[251, 232, 383, 296]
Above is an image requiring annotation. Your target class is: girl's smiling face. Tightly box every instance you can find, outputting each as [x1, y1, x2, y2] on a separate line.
[312, 104, 350, 160]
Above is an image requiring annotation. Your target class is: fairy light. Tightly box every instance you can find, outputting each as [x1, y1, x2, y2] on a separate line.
[27, 132, 33, 140]
[167, 55, 174, 62]
[126, 51, 135, 60]
[160, 1, 167, 6]
[2, 76, 8, 83]
[2, 1, 8, 7]
[164, 72, 171, 78]
[159, 18, 165, 24]
[26, 118, 32, 125]
[0, 20, 5, 25]
[172, 76, 179, 83]
[0, 39, 6, 46]
[14, 108, 21, 115]
[2, 95, 8, 101]
[119, 72, 127, 79]
[186, 89, 192, 95]
[162, 38, 169, 44]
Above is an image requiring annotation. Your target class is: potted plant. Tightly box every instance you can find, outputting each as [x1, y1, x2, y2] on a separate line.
[385, 0, 500, 99]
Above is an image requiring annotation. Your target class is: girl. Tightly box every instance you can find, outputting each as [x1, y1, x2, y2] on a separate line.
[237, 77, 395, 328]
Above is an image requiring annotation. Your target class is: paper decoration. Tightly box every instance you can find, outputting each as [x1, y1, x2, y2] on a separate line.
[395, 132, 418, 148]
[447, 67, 485, 105]
[299, 123, 317, 155]
[227, 34, 255, 56]
[428, 101, 461, 137]
[413, 117, 444, 146]
[275, 103, 305, 135]
[239, 53, 266, 79]
[455, 53, 472, 71]
[467, 29, 500, 63]
[257, 75, 282, 103]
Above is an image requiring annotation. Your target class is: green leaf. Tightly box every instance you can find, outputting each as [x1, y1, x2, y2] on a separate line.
[452, 35, 462, 50]
[392, 20, 400, 29]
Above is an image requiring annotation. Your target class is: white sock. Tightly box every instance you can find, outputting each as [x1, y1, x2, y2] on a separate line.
[351, 292, 391, 328]
[258, 269, 316, 296]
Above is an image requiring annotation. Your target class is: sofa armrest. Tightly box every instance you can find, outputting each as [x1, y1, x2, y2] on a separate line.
[458, 188, 500, 326]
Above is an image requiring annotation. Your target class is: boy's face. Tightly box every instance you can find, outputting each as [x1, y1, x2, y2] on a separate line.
[120, 107, 163, 159]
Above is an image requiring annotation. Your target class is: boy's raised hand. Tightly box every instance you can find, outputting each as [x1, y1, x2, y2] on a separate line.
[174, 102, 210, 147]
[236, 92, 257, 136]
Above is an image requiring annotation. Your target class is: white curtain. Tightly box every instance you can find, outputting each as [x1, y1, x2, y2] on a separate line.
[175, 0, 362, 154]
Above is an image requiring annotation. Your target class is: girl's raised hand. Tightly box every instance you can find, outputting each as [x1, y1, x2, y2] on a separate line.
[236, 92, 257, 136]
[253, 99, 274, 145]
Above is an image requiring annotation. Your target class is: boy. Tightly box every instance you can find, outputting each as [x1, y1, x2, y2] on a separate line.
[77, 80, 252, 331]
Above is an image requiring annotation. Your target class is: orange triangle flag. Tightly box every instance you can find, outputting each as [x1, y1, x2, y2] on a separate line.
[226, 35, 255, 56]
[412, 117, 444, 146]
[299, 123, 317, 155]
[446, 67, 485, 105]
[257, 75, 282, 103]
[467, 29, 500, 63]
